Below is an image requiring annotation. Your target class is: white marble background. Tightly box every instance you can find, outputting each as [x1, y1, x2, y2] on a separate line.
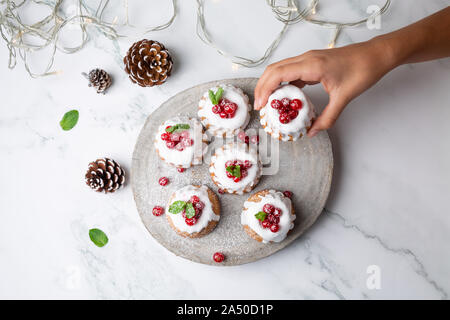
[0, 0, 449, 299]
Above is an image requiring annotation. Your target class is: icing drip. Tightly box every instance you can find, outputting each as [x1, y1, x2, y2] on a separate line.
[260, 84, 315, 141]
[241, 190, 295, 243]
[209, 143, 262, 194]
[167, 185, 219, 234]
[198, 84, 251, 137]
[154, 116, 208, 168]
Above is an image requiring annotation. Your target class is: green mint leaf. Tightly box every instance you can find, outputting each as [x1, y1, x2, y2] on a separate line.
[169, 200, 186, 214]
[173, 124, 190, 133]
[226, 165, 241, 178]
[234, 165, 241, 178]
[166, 124, 190, 133]
[255, 211, 266, 221]
[89, 228, 108, 247]
[185, 202, 196, 219]
[166, 126, 176, 133]
[208, 89, 217, 105]
[215, 87, 223, 103]
[60, 110, 79, 131]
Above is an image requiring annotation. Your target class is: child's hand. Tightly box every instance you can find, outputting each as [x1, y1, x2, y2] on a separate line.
[254, 39, 394, 137]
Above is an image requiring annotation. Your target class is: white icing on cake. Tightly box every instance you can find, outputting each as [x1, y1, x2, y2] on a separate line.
[198, 84, 251, 137]
[241, 190, 295, 243]
[154, 116, 208, 168]
[260, 84, 315, 141]
[209, 142, 262, 194]
[167, 185, 220, 234]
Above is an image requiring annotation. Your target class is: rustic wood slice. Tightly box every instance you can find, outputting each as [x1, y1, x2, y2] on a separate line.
[132, 78, 333, 266]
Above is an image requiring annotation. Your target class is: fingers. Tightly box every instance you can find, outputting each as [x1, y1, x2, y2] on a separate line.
[307, 92, 349, 137]
[254, 61, 320, 110]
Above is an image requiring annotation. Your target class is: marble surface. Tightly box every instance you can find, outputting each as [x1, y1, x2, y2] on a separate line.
[0, 0, 449, 299]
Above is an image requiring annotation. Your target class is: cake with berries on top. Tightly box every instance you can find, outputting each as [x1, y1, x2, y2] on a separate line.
[198, 84, 251, 137]
[209, 142, 262, 195]
[241, 189, 295, 243]
[154, 116, 208, 169]
[260, 84, 315, 141]
[166, 185, 220, 238]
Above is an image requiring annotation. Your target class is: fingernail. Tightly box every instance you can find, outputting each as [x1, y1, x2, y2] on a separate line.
[308, 129, 319, 138]
[254, 98, 261, 109]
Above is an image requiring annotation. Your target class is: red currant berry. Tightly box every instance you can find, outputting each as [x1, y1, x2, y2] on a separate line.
[171, 132, 181, 142]
[233, 176, 241, 183]
[283, 191, 293, 198]
[224, 103, 237, 114]
[212, 105, 222, 114]
[271, 99, 282, 109]
[263, 204, 275, 214]
[281, 98, 290, 107]
[152, 206, 164, 216]
[182, 138, 194, 147]
[288, 109, 299, 120]
[181, 131, 190, 139]
[195, 201, 205, 210]
[235, 160, 244, 166]
[226, 171, 233, 178]
[225, 160, 233, 168]
[244, 136, 249, 144]
[158, 177, 169, 186]
[177, 167, 185, 173]
[218, 188, 225, 194]
[213, 252, 225, 263]
[250, 135, 259, 145]
[270, 224, 280, 233]
[190, 195, 200, 204]
[227, 111, 236, 119]
[290, 99, 303, 110]
[219, 112, 228, 119]
[175, 143, 184, 152]
[161, 132, 171, 141]
[279, 113, 290, 124]
[185, 217, 198, 226]
[272, 216, 280, 225]
[166, 141, 176, 149]
[219, 98, 229, 106]
[165, 125, 172, 131]
[194, 207, 202, 217]
[243, 160, 252, 169]
[241, 169, 248, 178]
[274, 208, 282, 217]
[237, 131, 247, 142]
[262, 219, 271, 228]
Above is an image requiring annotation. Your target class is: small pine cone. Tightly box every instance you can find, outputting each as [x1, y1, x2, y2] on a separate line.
[85, 158, 125, 193]
[82, 68, 112, 94]
[124, 39, 173, 87]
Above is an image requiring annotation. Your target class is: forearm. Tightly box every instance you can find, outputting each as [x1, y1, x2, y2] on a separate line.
[373, 6, 450, 68]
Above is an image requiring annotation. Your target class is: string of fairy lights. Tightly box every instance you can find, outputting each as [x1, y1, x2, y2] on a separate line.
[0, 0, 390, 77]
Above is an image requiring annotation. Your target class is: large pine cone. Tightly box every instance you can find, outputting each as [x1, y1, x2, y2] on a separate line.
[82, 69, 112, 94]
[123, 39, 173, 87]
[85, 158, 125, 193]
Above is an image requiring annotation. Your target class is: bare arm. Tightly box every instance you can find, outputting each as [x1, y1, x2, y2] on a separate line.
[254, 6, 450, 137]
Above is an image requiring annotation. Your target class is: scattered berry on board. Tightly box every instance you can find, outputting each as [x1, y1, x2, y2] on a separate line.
[159, 177, 169, 186]
[213, 252, 225, 263]
[152, 206, 164, 216]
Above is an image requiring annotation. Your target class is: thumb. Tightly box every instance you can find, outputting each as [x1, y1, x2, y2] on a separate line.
[307, 93, 348, 137]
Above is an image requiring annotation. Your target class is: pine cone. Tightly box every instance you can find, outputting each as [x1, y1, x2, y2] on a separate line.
[123, 39, 173, 87]
[85, 158, 125, 193]
[82, 69, 112, 94]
